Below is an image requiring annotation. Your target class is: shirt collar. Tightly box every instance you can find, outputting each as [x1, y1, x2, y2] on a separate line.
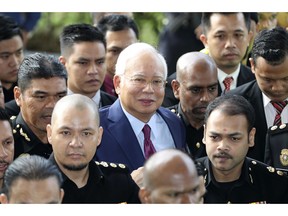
[67, 88, 101, 107]
[218, 64, 241, 89]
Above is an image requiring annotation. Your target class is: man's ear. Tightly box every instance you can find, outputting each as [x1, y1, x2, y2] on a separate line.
[171, 79, 180, 99]
[202, 124, 206, 145]
[14, 86, 22, 107]
[138, 188, 150, 204]
[248, 127, 256, 148]
[113, 75, 121, 95]
[47, 124, 52, 145]
[249, 58, 256, 75]
[59, 56, 66, 66]
[199, 34, 208, 48]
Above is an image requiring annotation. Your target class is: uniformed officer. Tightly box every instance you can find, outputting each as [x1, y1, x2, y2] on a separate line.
[168, 52, 218, 159]
[47, 94, 140, 203]
[12, 53, 67, 159]
[265, 123, 288, 173]
[196, 94, 288, 203]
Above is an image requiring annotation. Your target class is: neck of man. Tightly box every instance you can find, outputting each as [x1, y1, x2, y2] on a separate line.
[63, 165, 89, 188]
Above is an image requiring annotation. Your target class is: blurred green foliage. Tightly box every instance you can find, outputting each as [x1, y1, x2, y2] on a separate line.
[27, 12, 166, 53]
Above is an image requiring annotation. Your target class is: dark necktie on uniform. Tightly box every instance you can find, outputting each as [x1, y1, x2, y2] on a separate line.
[223, 77, 234, 92]
[142, 124, 156, 159]
[271, 101, 288, 126]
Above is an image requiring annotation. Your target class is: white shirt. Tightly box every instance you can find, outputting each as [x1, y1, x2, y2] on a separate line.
[67, 88, 101, 107]
[218, 64, 241, 92]
[263, 92, 288, 128]
[121, 105, 175, 156]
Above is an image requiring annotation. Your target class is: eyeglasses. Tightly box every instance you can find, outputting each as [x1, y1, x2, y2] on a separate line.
[122, 75, 167, 89]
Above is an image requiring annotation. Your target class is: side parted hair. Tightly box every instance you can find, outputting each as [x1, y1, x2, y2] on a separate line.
[0, 15, 23, 41]
[1, 155, 63, 200]
[59, 23, 106, 57]
[97, 14, 139, 39]
[17, 52, 67, 92]
[201, 12, 251, 35]
[204, 94, 255, 132]
[251, 27, 288, 66]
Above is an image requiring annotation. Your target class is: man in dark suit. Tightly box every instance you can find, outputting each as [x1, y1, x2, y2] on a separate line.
[0, 15, 24, 103]
[97, 14, 139, 98]
[226, 27, 288, 162]
[162, 12, 255, 107]
[94, 42, 186, 177]
[59, 23, 116, 108]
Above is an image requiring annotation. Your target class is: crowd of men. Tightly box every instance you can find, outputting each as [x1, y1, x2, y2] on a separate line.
[0, 12, 288, 204]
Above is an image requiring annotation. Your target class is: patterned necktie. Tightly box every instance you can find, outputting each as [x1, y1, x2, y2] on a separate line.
[271, 101, 288, 126]
[142, 124, 156, 159]
[223, 77, 234, 92]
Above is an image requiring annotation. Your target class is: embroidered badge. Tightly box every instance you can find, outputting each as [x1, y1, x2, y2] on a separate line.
[280, 149, 288, 166]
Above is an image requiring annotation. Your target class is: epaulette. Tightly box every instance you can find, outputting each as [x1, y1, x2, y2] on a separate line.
[10, 115, 16, 120]
[268, 123, 288, 135]
[95, 161, 127, 169]
[13, 124, 31, 142]
[169, 108, 181, 118]
[249, 159, 286, 177]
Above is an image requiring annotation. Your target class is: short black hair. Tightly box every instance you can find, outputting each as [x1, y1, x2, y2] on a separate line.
[0, 107, 12, 130]
[201, 12, 251, 35]
[204, 94, 255, 132]
[0, 15, 23, 41]
[17, 52, 67, 92]
[251, 27, 288, 66]
[97, 14, 139, 39]
[59, 23, 106, 57]
[1, 155, 63, 200]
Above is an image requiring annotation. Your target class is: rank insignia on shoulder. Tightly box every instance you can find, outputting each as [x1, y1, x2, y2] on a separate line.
[10, 116, 16, 120]
[118, 164, 126, 169]
[19, 128, 31, 142]
[270, 125, 278, 131]
[170, 109, 176, 113]
[100, 161, 109, 167]
[279, 123, 287, 129]
[110, 163, 117, 168]
[266, 166, 275, 173]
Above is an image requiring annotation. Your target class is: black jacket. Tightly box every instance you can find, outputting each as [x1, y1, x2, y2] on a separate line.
[196, 156, 288, 203]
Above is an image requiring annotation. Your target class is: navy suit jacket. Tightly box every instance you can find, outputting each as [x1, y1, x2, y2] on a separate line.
[225, 80, 267, 162]
[95, 99, 187, 172]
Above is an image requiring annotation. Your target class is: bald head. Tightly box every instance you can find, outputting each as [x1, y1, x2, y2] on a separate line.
[143, 149, 198, 189]
[51, 94, 100, 126]
[139, 149, 202, 204]
[176, 52, 217, 82]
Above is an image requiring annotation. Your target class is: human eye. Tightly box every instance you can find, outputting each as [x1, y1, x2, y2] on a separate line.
[0, 54, 10, 60]
[208, 86, 217, 92]
[4, 139, 13, 146]
[60, 130, 70, 136]
[132, 77, 146, 85]
[16, 49, 23, 57]
[82, 131, 92, 137]
[215, 33, 225, 40]
[231, 136, 241, 142]
[152, 79, 164, 87]
[77, 60, 88, 66]
[189, 87, 201, 94]
[209, 135, 219, 141]
[33, 94, 46, 101]
[235, 32, 244, 39]
[96, 59, 105, 65]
